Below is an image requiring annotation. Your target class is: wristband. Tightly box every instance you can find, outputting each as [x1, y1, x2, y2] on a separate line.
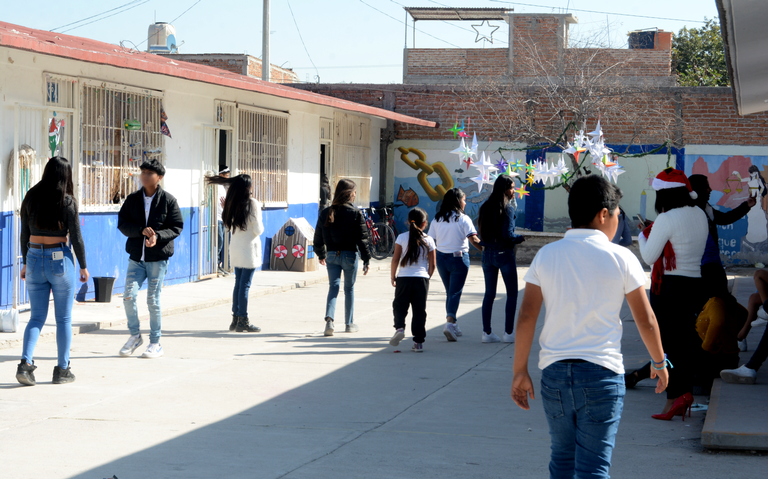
[651, 354, 673, 370]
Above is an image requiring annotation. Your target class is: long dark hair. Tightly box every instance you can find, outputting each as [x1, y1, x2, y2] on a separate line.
[655, 187, 695, 214]
[326, 178, 356, 225]
[435, 188, 465, 223]
[402, 207, 428, 267]
[21, 156, 75, 230]
[206, 174, 253, 231]
[478, 174, 515, 242]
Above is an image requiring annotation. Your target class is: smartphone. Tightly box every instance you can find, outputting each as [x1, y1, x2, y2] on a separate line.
[635, 214, 646, 226]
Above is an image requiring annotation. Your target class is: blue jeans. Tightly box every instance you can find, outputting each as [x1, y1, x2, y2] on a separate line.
[325, 251, 358, 324]
[435, 251, 469, 320]
[123, 259, 168, 344]
[232, 267, 255, 317]
[22, 244, 75, 369]
[481, 248, 518, 334]
[541, 361, 625, 479]
[217, 220, 225, 266]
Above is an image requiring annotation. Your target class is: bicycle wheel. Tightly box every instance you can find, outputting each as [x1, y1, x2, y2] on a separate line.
[369, 222, 395, 260]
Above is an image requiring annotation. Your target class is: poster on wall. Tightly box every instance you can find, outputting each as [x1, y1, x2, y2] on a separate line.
[391, 143, 526, 237]
[687, 154, 768, 264]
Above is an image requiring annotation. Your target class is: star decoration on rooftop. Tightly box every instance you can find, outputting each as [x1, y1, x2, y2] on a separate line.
[471, 20, 500, 44]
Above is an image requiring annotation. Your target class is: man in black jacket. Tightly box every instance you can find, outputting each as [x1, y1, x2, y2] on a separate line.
[117, 159, 184, 359]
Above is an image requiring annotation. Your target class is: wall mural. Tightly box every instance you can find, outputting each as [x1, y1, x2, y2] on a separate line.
[687, 154, 768, 264]
[392, 144, 526, 244]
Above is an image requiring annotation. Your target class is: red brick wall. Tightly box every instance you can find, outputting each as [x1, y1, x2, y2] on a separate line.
[406, 48, 509, 77]
[294, 84, 768, 146]
[246, 58, 300, 84]
[166, 55, 246, 75]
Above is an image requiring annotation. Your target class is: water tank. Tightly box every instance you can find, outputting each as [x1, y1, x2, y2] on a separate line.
[628, 30, 655, 50]
[147, 22, 178, 54]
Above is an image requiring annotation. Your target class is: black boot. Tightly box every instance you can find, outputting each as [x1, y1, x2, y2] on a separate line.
[235, 316, 261, 333]
[229, 314, 238, 332]
[53, 363, 76, 384]
[16, 360, 37, 386]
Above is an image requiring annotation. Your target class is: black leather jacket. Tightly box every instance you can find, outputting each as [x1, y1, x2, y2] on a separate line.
[118, 186, 184, 262]
[314, 203, 371, 264]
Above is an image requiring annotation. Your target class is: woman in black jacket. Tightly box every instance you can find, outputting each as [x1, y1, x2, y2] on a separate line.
[314, 179, 371, 336]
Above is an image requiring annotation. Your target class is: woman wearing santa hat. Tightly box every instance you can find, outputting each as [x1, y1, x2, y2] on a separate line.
[639, 168, 710, 420]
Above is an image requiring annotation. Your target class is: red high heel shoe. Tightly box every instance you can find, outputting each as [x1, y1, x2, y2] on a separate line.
[651, 393, 694, 421]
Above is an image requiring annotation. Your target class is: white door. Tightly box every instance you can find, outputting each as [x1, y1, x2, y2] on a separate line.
[198, 126, 218, 280]
[12, 104, 75, 309]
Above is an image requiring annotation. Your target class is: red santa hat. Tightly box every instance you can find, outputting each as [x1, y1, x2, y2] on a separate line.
[652, 168, 698, 200]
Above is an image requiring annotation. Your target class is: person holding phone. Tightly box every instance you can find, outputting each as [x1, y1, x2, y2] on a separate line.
[314, 179, 371, 336]
[16, 157, 89, 386]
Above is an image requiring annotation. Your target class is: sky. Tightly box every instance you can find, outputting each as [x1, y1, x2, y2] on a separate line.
[3, 0, 720, 84]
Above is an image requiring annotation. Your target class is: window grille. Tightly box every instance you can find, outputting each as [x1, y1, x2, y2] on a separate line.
[44, 73, 77, 109]
[237, 106, 288, 206]
[79, 81, 163, 209]
[333, 112, 372, 208]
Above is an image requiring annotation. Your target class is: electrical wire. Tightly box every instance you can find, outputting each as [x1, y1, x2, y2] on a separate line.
[487, 1, 707, 23]
[358, 0, 461, 48]
[286, 0, 319, 81]
[56, 0, 150, 34]
[51, 0, 144, 32]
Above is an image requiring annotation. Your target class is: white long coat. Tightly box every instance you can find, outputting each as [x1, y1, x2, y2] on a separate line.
[228, 198, 264, 269]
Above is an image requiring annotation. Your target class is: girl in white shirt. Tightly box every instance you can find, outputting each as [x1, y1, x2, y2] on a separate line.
[206, 174, 264, 333]
[389, 208, 436, 352]
[638, 169, 708, 419]
[427, 188, 483, 342]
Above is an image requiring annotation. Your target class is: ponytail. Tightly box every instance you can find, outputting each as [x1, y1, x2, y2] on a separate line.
[401, 207, 428, 267]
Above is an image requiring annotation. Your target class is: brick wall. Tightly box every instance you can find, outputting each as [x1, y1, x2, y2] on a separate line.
[294, 83, 768, 146]
[246, 57, 300, 83]
[406, 48, 509, 78]
[165, 53, 299, 83]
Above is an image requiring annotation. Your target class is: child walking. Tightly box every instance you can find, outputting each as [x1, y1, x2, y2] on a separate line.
[390, 208, 436, 352]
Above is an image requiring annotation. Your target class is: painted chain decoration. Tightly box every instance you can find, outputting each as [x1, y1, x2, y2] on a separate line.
[397, 147, 454, 201]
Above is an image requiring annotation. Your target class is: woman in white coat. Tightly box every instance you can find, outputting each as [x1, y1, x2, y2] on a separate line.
[206, 174, 263, 332]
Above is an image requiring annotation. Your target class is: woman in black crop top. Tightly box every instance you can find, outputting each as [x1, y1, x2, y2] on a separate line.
[16, 157, 89, 387]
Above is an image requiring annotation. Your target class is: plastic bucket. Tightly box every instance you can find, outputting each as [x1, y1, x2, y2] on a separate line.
[93, 277, 116, 303]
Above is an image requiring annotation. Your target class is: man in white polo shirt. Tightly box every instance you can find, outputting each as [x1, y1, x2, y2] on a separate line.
[512, 175, 669, 479]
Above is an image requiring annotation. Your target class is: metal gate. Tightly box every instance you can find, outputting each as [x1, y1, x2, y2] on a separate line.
[11, 103, 76, 309]
[198, 125, 219, 280]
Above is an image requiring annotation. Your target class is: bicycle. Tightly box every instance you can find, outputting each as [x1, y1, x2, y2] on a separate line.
[376, 203, 407, 239]
[361, 207, 395, 260]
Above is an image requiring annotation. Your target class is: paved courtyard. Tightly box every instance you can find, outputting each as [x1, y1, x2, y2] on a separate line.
[1, 265, 766, 478]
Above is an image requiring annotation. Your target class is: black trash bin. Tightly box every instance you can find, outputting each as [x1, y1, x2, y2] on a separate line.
[93, 277, 116, 303]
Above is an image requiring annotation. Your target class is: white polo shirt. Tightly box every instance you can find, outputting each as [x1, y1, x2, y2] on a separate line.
[427, 213, 477, 254]
[523, 229, 648, 374]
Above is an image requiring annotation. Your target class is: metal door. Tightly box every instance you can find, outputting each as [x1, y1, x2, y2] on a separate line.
[12, 103, 75, 309]
[198, 125, 219, 280]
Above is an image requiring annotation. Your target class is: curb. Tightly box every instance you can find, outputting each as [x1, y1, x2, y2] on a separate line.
[0, 263, 387, 351]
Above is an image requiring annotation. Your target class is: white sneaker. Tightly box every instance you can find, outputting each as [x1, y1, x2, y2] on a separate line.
[453, 323, 463, 337]
[140, 343, 164, 359]
[119, 334, 144, 357]
[482, 332, 501, 343]
[752, 309, 768, 327]
[390, 328, 405, 347]
[738, 338, 748, 352]
[503, 331, 516, 343]
[443, 322, 457, 342]
[720, 365, 757, 384]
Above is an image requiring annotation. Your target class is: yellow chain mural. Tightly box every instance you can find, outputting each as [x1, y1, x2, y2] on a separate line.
[397, 147, 454, 201]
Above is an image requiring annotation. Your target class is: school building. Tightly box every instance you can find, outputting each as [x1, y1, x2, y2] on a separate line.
[294, 8, 768, 267]
[0, 21, 435, 310]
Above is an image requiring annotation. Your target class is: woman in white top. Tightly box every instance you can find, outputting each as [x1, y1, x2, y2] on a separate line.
[638, 169, 708, 419]
[206, 174, 264, 333]
[428, 188, 483, 342]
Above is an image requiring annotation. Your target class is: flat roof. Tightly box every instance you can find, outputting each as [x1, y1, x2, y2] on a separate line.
[405, 7, 511, 21]
[0, 21, 436, 128]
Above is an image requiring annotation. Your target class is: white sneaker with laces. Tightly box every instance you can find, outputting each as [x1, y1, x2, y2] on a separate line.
[738, 338, 748, 352]
[482, 332, 501, 343]
[720, 365, 757, 384]
[119, 334, 144, 357]
[140, 343, 164, 359]
[453, 323, 463, 337]
[390, 328, 405, 347]
[503, 331, 516, 343]
[443, 322, 457, 342]
[752, 308, 768, 327]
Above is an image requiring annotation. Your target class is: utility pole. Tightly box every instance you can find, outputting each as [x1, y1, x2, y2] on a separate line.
[262, 0, 270, 82]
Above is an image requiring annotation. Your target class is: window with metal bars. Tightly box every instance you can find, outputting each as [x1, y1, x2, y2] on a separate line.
[79, 81, 163, 210]
[237, 106, 288, 206]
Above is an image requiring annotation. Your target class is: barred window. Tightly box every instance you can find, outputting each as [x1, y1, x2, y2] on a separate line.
[79, 81, 163, 210]
[237, 106, 288, 206]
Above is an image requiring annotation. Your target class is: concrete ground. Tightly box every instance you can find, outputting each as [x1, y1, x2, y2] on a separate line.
[1, 264, 767, 478]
